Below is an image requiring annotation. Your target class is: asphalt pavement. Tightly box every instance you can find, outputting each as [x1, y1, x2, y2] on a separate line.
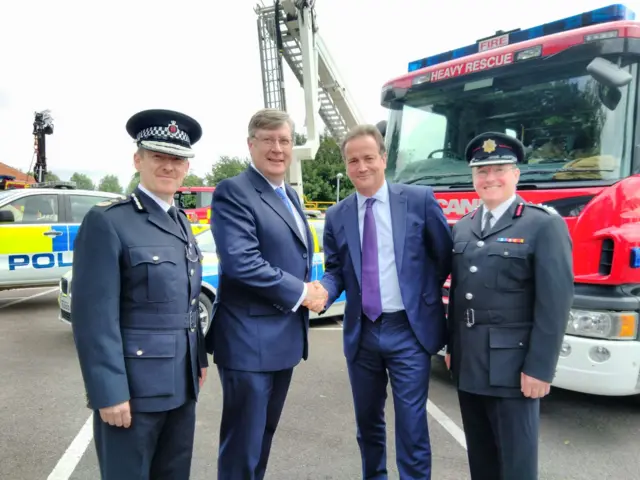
[1, 289, 639, 480]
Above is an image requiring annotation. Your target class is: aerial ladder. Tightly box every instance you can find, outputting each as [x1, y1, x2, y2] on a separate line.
[255, 0, 365, 199]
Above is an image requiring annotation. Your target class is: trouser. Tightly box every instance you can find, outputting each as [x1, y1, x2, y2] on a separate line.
[458, 390, 540, 480]
[216, 366, 294, 480]
[348, 310, 432, 480]
[93, 399, 196, 480]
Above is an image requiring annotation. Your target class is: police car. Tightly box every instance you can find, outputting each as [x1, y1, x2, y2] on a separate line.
[58, 222, 347, 335]
[0, 185, 126, 291]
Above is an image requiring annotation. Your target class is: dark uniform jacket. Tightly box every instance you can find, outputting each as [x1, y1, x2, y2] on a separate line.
[447, 195, 574, 397]
[71, 187, 208, 413]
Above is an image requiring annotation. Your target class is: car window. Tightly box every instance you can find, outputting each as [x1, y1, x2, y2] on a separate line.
[69, 195, 118, 223]
[195, 229, 216, 253]
[0, 194, 59, 224]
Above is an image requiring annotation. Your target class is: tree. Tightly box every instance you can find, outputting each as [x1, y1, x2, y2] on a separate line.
[98, 174, 124, 194]
[69, 172, 94, 190]
[183, 172, 205, 187]
[125, 172, 140, 194]
[206, 156, 250, 186]
[301, 134, 353, 202]
[27, 171, 60, 182]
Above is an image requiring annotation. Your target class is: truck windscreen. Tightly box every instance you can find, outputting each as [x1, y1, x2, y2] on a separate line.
[385, 56, 638, 187]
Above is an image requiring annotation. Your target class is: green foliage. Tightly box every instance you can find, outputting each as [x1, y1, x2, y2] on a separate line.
[301, 134, 353, 202]
[205, 156, 250, 186]
[98, 174, 124, 194]
[183, 172, 205, 187]
[69, 172, 95, 190]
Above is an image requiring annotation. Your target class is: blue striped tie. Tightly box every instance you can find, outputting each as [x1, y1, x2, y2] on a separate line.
[275, 187, 293, 214]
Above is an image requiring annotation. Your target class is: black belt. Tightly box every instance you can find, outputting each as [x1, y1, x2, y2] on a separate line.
[120, 310, 200, 331]
[458, 308, 533, 328]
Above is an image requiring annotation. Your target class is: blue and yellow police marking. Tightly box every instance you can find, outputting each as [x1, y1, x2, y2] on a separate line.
[0, 225, 72, 271]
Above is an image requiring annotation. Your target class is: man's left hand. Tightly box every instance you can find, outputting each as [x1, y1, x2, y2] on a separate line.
[199, 367, 208, 388]
[521, 372, 551, 398]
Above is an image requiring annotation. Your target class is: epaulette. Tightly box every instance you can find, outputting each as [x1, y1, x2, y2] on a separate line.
[94, 195, 130, 209]
[526, 202, 559, 215]
[464, 206, 481, 219]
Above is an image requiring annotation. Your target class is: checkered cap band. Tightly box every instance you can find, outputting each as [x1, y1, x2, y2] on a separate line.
[135, 125, 191, 147]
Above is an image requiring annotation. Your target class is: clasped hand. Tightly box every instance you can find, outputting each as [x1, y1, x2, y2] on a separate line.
[303, 280, 328, 313]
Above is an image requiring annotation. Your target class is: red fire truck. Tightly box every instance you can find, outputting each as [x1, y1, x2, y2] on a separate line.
[173, 186, 215, 224]
[379, 4, 640, 397]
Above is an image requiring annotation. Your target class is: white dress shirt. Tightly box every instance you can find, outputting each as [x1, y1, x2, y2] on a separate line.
[356, 181, 405, 313]
[138, 183, 174, 212]
[250, 164, 308, 312]
[481, 194, 516, 231]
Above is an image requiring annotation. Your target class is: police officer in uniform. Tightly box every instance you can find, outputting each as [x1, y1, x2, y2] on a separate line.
[71, 109, 208, 480]
[445, 132, 574, 480]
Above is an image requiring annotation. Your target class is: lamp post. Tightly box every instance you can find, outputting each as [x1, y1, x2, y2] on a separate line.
[336, 172, 343, 202]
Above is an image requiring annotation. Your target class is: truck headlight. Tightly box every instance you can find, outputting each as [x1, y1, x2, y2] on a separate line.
[566, 309, 638, 340]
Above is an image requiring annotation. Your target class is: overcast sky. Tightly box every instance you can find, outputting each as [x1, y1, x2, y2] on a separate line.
[0, 0, 632, 187]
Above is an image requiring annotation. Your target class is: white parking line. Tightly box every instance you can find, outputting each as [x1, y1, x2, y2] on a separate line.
[427, 399, 467, 449]
[47, 414, 93, 480]
[0, 287, 58, 310]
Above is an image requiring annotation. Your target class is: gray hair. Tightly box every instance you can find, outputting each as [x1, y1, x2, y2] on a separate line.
[248, 108, 295, 138]
[341, 124, 386, 158]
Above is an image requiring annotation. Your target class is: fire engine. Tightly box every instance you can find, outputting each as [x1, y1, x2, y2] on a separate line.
[173, 186, 215, 224]
[379, 4, 640, 397]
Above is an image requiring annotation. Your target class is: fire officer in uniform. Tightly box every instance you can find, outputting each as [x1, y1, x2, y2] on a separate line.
[71, 109, 208, 480]
[445, 132, 574, 480]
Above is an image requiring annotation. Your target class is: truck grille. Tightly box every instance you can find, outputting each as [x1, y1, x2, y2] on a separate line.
[598, 238, 614, 275]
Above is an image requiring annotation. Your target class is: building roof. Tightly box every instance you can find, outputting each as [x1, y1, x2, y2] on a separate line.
[0, 162, 36, 183]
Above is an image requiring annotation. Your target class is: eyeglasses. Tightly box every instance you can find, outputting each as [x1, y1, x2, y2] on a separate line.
[253, 136, 292, 148]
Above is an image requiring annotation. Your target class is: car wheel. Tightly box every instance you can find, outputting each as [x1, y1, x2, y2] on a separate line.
[198, 293, 213, 335]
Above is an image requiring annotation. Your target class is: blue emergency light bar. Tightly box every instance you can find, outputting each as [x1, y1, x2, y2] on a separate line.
[408, 4, 636, 72]
[631, 247, 640, 268]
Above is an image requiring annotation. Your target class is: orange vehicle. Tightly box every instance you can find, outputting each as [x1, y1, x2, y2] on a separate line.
[0, 175, 31, 190]
[174, 186, 215, 224]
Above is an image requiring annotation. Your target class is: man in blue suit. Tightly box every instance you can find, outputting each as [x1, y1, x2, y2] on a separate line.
[71, 109, 208, 479]
[319, 124, 453, 479]
[207, 108, 327, 480]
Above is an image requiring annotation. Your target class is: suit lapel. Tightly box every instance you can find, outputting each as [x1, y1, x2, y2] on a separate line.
[388, 185, 407, 274]
[136, 188, 186, 243]
[285, 185, 314, 268]
[343, 195, 362, 287]
[471, 205, 484, 239]
[486, 196, 522, 238]
[246, 168, 306, 247]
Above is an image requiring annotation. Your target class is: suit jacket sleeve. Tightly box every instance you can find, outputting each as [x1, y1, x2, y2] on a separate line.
[522, 213, 574, 382]
[70, 208, 130, 410]
[424, 187, 453, 286]
[319, 210, 344, 307]
[211, 179, 305, 310]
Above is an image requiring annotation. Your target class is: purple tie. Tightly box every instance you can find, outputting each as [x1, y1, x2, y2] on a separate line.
[362, 198, 382, 321]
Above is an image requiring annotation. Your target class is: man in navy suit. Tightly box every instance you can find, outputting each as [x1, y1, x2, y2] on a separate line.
[319, 124, 453, 479]
[207, 108, 327, 480]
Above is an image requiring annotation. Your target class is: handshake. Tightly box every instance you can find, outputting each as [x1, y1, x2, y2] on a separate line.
[302, 280, 328, 313]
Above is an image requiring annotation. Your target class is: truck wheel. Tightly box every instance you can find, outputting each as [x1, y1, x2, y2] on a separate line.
[198, 293, 213, 336]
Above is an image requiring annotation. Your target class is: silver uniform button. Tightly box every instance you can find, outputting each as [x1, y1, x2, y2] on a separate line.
[191, 298, 196, 305]
[152, 255, 159, 262]
[504, 251, 510, 256]
[470, 266, 478, 273]
[190, 269, 194, 276]
[136, 349, 143, 356]
[477, 240, 484, 247]
[465, 293, 473, 300]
